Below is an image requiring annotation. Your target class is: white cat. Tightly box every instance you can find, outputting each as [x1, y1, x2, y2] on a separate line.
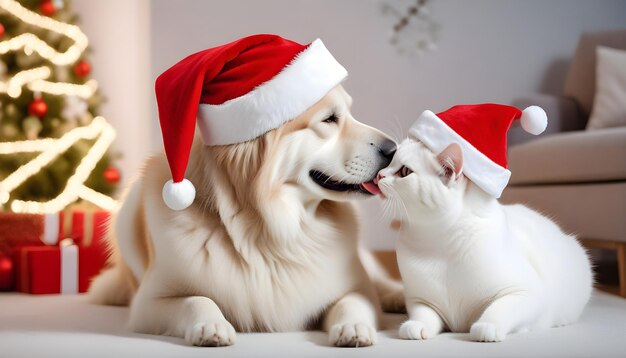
[376, 138, 593, 342]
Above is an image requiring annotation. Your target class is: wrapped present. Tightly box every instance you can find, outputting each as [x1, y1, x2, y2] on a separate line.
[0, 212, 64, 291]
[14, 239, 108, 294]
[68, 210, 111, 248]
[0, 210, 111, 254]
[1, 208, 111, 293]
[0, 212, 64, 249]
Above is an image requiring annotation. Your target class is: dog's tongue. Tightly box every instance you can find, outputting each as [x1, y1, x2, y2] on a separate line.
[361, 181, 381, 196]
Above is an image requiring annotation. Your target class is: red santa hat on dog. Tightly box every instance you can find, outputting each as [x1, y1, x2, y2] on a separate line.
[155, 34, 347, 210]
[409, 103, 547, 198]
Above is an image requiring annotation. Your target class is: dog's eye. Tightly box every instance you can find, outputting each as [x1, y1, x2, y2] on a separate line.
[322, 114, 339, 124]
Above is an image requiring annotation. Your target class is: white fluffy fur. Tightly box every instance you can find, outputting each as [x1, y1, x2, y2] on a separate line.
[197, 39, 348, 146]
[378, 138, 593, 342]
[89, 86, 403, 347]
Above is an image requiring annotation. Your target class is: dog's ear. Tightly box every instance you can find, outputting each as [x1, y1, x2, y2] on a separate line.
[436, 143, 463, 181]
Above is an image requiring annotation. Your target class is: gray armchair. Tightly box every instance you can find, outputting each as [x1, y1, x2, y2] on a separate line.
[501, 29, 626, 297]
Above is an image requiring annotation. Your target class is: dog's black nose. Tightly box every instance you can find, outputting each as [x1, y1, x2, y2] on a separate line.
[377, 139, 397, 160]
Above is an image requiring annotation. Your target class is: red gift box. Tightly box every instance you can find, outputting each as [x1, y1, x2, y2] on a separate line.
[0, 209, 111, 292]
[0, 210, 111, 251]
[0, 212, 64, 251]
[14, 239, 108, 294]
[69, 210, 111, 248]
[0, 212, 64, 291]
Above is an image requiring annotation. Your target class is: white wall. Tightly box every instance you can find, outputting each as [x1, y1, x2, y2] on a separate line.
[80, 0, 626, 249]
[73, 0, 152, 191]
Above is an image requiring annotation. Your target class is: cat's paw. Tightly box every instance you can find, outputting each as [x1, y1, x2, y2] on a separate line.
[184, 320, 236, 346]
[399, 320, 437, 340]
[469, 322, 506, 342]
[381, 288, 406, 313]
[329, 322, 377, 347]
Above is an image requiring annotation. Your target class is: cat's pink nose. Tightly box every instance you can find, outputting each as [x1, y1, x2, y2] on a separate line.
[375, 172, 385, 184]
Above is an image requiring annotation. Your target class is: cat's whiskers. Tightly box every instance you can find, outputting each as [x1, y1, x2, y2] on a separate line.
[388, 116, 407, 144]
[380, 196, 397, 223]
[380, 184, 409, 226]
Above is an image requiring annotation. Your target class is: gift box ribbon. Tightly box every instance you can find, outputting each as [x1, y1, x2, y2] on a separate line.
[42, 213, 61, 245]
[59, 239, 78, 294]
[19, 239, 79, 294]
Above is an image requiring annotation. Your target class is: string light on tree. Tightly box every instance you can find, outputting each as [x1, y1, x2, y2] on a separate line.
[0, 1, 87, 64]
[0, 0, 119, 213]
[27, 77, 97, 98]
[0, 117, 118, 213]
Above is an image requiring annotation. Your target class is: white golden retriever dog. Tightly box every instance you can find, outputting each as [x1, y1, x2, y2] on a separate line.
[89, 85, 403, 347]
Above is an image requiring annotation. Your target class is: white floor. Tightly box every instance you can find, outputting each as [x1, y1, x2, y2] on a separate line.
[1, 291, 625, 358]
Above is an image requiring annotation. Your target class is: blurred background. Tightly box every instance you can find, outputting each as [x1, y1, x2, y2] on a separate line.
[72, 0, 626, 249]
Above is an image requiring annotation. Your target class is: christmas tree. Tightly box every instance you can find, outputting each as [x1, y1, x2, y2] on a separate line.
[0, 0, 119, 213]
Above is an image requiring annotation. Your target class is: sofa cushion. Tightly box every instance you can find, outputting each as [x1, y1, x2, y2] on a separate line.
[564, 29, 626, 118]
[587, 46, 626, 130]
[508, 127, 626, 185]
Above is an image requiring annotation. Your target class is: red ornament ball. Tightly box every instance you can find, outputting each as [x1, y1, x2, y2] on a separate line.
[0, 23, 5, 39]
[0, 253, 14, 291]
[73, 60, 91, 77]
[103, 166, 121, 184]
[28, 98, 48, 118]
[39, 0, 56, 16]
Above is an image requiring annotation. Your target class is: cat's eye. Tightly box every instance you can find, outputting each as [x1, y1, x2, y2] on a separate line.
[398, 166, 413, 177]
[322, 114, 339, 124]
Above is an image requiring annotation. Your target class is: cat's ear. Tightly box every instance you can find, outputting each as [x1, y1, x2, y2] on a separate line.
[437, 143, 463, 181]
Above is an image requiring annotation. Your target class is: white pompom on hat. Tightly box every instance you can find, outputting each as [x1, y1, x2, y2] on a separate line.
[520, 105, 548, 135]
[162, 179, 196, 211]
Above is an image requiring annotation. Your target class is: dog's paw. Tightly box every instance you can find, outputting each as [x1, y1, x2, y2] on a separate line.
[329, 322, 377, 347]
[469, 322, 506, 342]
[399, 320, 437, 340]
[380, 288, 406, 313]
[184, 320, 236, 347]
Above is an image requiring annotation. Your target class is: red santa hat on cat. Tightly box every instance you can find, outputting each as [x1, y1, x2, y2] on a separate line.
[409, 103, 547, 198]
[155, 34, 347, 210]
